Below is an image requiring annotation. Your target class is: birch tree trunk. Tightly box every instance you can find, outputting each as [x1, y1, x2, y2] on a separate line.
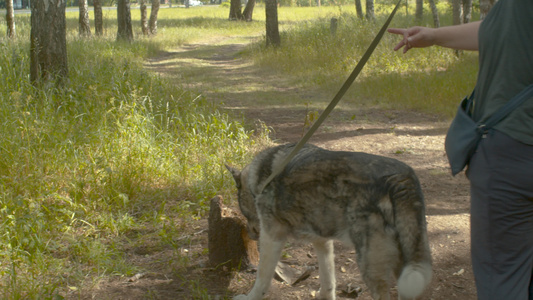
[140, 0, 149, 35]
[479, 0, 495, 19]
[428, 0, 440, 28]
[265, 0, 280, 47]
[94, 0, 103, 36]
[79, 0, 91, 37]
[242, 0, 256, 22]
[415, 0, 423, 21]
[355, 0, 363, 19]
[149, 0, 160, 35]
[30, 0, 68, 85]
[6, 0, 15, 38]
[365, 0, 374, 20]
[117, 0, 134, 42]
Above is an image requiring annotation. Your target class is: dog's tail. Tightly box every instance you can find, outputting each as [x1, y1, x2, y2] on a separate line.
[397, 262, 432, 299]
[387, 172, 433, 299]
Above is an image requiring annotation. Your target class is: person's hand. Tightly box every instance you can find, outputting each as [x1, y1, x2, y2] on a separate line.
[388, 27, 437, 53]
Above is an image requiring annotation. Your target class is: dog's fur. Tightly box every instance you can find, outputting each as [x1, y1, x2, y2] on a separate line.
[227, 144, 432, 300]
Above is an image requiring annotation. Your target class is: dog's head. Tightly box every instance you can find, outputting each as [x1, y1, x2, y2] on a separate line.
[226, 164, 260, 240]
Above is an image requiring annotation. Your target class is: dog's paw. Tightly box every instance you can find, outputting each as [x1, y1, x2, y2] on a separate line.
[233, 294, 250, 300]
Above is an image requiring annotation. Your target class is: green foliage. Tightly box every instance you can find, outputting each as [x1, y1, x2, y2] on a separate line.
[0, 7, 267, 298]
[247, 3, 478, 117]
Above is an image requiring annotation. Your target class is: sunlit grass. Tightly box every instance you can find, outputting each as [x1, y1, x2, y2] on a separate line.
[0, 3, 481, 298]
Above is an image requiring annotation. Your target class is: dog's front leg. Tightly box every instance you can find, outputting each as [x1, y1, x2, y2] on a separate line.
[313, 239, 336, 300]
[234, 228, 285, 300]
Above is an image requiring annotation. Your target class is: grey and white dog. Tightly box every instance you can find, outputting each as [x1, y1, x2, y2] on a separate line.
[227, 143, 432, 300]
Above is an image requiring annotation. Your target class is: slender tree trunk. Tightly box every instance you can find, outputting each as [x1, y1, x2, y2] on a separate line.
[242, 0, 256, 21]
[462, 0, 472, 24]
[265, 0, 280, 47]
[79, 0, 91, 37]
[229, 0, 243, 20]
[365, 0, 374, 20]
[452, 0, 462, 26]
[140, 0, 149, 35]
[479, 0, 495, 19]
[428, 0, 440, 28]
[415, 0, 423, 21]
[149, 0, 160, 35]
[6, 0, 15, 38]
[354, 0, 363, 19]
[94, 0, 103, 36]
[117, 0, 134, 42]
[30, 0, 68, 85]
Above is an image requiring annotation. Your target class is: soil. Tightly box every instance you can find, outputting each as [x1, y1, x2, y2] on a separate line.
[78, 36, 477, 299]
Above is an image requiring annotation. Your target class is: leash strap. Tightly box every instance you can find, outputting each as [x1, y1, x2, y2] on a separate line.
[258, 0, 403, 193]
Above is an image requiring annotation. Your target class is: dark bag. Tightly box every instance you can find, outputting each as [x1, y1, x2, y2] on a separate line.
[445, 85, 533, 176]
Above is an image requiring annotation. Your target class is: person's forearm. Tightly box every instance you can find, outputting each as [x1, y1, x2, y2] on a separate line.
[433, 21, 481, 51]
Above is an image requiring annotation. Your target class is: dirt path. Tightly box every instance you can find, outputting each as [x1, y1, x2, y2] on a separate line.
[89, 37, 476, 299]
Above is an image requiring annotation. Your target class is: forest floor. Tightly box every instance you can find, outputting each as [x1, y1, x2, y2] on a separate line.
[79, 36, 477, 299]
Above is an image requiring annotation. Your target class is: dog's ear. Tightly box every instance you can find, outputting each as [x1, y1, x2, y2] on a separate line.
[225, 164, 241, 188]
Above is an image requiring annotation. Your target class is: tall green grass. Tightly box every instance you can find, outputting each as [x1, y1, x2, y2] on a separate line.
[247, 2, 479, 117]
[0, 7, 268, 299]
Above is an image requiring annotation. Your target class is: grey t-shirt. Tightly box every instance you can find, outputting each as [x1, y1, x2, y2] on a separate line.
[474, 0, 533, 145]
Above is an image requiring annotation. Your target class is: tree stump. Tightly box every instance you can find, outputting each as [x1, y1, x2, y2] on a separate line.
[208, 196, 259, 270]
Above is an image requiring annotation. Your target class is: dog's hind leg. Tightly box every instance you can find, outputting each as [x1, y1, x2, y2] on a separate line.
[313, 239, 336, 300]
[352, 214, 400, 300]
[235, 227, 285, 300]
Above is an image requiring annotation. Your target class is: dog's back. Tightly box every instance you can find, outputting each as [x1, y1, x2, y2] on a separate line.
[250, 144, 431, 299]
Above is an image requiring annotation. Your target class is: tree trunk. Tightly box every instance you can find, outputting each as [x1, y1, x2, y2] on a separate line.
[452, 0, 462, 26]
[149, 0, 160, 35]
[365, 0, 374, 20]
[242, 0, 256, 21]
[79, 0, 91, 37]
[6, 0, 15, 38]
[117, 0, 134, 42]
[479, 0, 495, 20]
[415, 0, 423, 21]
[428, 0, 440, 28]
[229, 0, 243, 20]
[30, 0, 68, 85]
[140, 0, 149, 35]
[265, 0, 280, 47]
[94, 0, 103, 36]
[462, 0, 472, 24]
[354, 0, 363, 19]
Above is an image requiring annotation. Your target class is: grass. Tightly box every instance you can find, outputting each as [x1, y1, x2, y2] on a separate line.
[246, 2, 479, 117]
[0, 3, 478, 298]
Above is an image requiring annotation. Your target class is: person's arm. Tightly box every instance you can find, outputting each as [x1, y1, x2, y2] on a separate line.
[388, 21, 481, 53]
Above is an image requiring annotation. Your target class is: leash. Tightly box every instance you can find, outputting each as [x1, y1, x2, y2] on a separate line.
[258, 0, 403, 193]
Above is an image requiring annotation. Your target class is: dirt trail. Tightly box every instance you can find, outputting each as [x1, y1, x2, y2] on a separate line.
[87, 37, 476, 299]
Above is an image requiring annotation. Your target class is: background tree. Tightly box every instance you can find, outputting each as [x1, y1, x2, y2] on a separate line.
[229, 0, 243, 20]
[480, 0, 495, 19]
[242, 0, 256, 22]
[462, 0, 472, 23]
[354, 0, 363, 19]
[94, 0, 104, 35]
[265, 0, 280, 47]
[452, 0, 462, 25]
[429, 0, 440, 28]
[6, 0, 15, 38]
[415, 0, 423, 21]
[229, 0, 255, 21]
[30, 0, 68, 84]
[117, 0, 134, 41]
[140, 0, 149, 35]
[149, 0, 160, 35]
[365, 0, 374, 19]
[79, 0, 91, 37]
